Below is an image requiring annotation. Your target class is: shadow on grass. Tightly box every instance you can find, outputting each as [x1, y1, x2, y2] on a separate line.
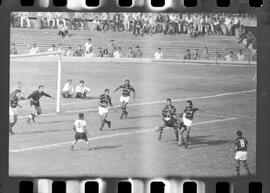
[91, 144, 122, 151]
[15, 128, 69, 135]
[188, 135, 233, 149]
[126, 114, 160, 120]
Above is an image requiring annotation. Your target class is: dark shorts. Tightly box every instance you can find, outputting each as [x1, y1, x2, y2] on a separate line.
[75, 132, 88, 141]
[30, 100, 40, 107]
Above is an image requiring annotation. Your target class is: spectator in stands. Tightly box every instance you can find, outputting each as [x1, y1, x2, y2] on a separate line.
[127, 47, 135, 58]
[154, 48, 163, 60]
[108, 40, 117, 57]
[96, 47, 103, 57]
[48, 44, 57, 52]
[85, 47, 95, 58]
[92, 16, 102, 31]
[10, 44, 18, 55]
[74, 45, 85, 57]
[103, 49, 110, 57]
[62, 79, 74, 98]
[101, 12, 109, 32]
[184, 49, 192, 60]
[58, 44, 65, 55]
[66, 47, 74, 57]
[113, 13, 124, 32]
[123, 13, 132, 31]
[237, 50, 245, 61]
[85, 39, 92, 54]
[75, 80, 90, 99]
[55, 12, 66, 28]
[225, 51, 234, 62]
[202, 46, 209, 60]
[58, 22, 69, 38]
[113, 47, 122, 59]
[134, 45, 143, 58]
[192, 49, 200, 60]
[20, 12, 31, 28]
[46, 12, 56, 29]
[224, 15, 232, 35]
[133, 16, 143, 36]
[231, 16, 240, 36]
[29, 43, 40, 54]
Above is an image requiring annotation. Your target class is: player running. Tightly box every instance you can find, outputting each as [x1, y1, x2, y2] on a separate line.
[71, 113, 91, 151]
[234, 130, 251, 176]
[98, 89, 113, 131]
[156, 98, 181, 141]
[9, 89, 22, 134]
[27, 85, 53, 123]
[113, 79, 136, 119]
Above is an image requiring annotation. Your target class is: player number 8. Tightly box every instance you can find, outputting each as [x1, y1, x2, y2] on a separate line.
[240, 139, 245, 147]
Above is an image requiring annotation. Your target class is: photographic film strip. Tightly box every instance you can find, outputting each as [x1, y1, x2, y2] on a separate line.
[0, 0, 269, 192]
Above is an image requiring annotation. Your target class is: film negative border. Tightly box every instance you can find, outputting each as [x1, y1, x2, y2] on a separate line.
[1, 0, 270, 193]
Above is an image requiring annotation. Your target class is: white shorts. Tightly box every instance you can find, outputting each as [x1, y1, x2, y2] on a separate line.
[99, 106, 108, 116]
[120, 96, 130, 103]
[235, 151, 248, 161]
[183, 117, 192, 127]
[9, 107, 18, 122]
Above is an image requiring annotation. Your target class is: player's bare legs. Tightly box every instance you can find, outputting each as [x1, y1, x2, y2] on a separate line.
[27, 105, 37, 123]
[9, 114, 17, 134]
[120, 101, 128, 119]
[100, 113, 111, 131]
[236, 160, 241, 176]
[71, 140, 78, 151]
[242, 160, 251, 175]
[186, 126, 191, 140]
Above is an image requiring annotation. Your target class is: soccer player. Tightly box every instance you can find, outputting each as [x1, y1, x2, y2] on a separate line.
[98, 89, 113, 131]
[71, 113, 91, 151]
[9, 89, 22, 134]
[156, 98, 181, 141]
[181, 100, 199, 141]
[27, 85, 53, 123]
[234, 130, 251, 176]
[113, 79, 136, 119]
[75, 80, 90, 99]
[62, 79, 74, 98]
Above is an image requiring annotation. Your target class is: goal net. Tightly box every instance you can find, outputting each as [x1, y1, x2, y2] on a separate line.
[10, 51, 62, 113]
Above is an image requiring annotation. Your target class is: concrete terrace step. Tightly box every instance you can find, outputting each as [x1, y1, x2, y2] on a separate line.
[11, 28, 249, 59]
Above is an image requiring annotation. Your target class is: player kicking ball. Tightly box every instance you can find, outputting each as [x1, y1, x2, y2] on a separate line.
[234, 130, 251, 176]
[180, 100, 199, 143]
[113, 79, 136, 119]
[27, 85, 53, 123]
[156, 98, 180, 141]
[98, 89, 113, 131]
[9, 89, 23, 134]
[71, 113, 91, 151]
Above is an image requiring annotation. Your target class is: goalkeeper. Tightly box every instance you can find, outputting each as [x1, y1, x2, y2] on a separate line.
[156, 98, 182, 141]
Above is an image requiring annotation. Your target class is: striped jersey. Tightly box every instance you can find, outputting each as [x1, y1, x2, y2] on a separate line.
[183, 107, 199, 120]
[10, 93, 20, 108]
[98, 94, 112, 107]
[162, 104, 176, 118]
[235, 137, 248, 151]
[119, 84, 135, 97]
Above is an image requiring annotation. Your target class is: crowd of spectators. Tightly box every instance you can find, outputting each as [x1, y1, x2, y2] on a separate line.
[11, 12, 255, 36]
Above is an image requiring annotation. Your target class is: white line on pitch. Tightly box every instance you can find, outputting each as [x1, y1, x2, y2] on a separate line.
[17, 89, 255, 119]
[9, 117, 237, 153]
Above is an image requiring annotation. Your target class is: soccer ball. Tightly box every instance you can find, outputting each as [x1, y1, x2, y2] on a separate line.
[154, 126, 160, 132]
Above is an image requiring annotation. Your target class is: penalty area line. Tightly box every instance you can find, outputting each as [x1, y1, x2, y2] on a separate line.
[17, 89, 255, 119]
[9, 117, 237, 153]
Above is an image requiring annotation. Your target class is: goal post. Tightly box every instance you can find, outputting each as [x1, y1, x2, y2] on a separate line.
[10, 51, 62, 113]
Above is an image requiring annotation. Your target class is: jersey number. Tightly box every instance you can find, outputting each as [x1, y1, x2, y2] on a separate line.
[240, 139, 245, 147]
[77, 122, 82, 129]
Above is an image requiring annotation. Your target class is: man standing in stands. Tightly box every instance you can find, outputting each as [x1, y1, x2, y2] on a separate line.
[134, 45, 143, 58]
[10, 44, 18, 55]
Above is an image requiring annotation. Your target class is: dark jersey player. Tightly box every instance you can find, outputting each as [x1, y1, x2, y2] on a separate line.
[180, 100, 199, 143]
[234, 130, 250, 176]
[9, 89, 22, 134]
[156, 98, 182, 141]
[27, 85, 53, 123]
[98, 89, 113, 131]
[113, 79, 136, 119]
